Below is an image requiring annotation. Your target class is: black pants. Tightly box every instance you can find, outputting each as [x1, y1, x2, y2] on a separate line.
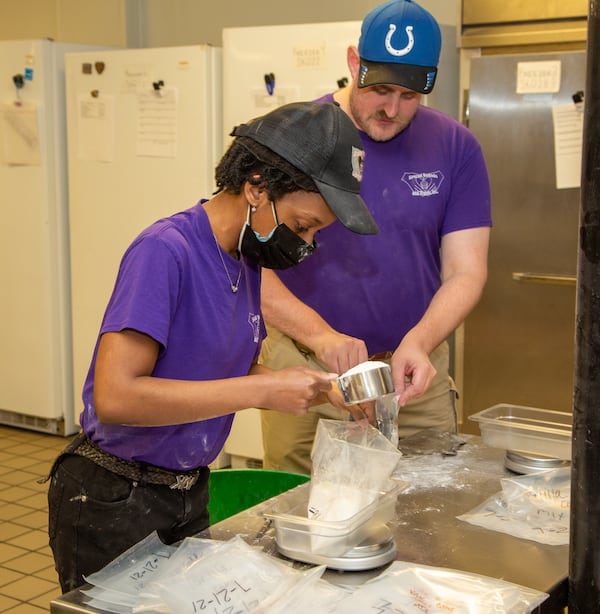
[48, 453, 210, 593]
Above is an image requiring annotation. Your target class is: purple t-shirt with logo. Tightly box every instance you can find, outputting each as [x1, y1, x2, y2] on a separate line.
[277, 95, 492, 355]
[80, 202, 265, 470]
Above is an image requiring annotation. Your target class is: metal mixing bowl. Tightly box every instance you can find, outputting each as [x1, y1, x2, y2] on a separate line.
[336, 362, 395, 405]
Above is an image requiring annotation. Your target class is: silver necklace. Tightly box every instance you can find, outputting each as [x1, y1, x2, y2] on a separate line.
[212, 231, 242, 293]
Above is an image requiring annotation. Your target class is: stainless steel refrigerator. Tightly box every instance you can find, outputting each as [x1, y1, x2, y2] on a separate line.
[461, 51, 584, 430]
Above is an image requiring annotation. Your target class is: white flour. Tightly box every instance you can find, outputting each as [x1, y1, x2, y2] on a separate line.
[392, 443, 505, 493]
[342, 360, 389, 376]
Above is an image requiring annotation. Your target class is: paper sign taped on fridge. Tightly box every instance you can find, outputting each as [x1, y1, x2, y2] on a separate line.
[0, 101, 41, 166]
[77, 94, 115, 162]
[552, 102, 583, 190]
[516, 60, 561, 94]
[136, 87, 178, 158]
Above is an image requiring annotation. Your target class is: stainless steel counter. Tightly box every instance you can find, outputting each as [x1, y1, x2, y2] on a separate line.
[50, 437, 568, 613]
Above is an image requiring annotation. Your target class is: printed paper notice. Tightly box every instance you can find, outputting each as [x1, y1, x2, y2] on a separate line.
[137, 87, 178, 158]
[0, 101, 41, 165]
[516, 61, 561, 94]
[552, 102, 583, 189]
[77, 95, 115, 162]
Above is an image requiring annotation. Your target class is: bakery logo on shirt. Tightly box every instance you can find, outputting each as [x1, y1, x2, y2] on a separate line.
[401, 171, 444, 196]
[248, 313, 261, 343]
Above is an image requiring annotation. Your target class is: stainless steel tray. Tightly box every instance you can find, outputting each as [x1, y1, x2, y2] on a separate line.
[469, 404, 572, 460]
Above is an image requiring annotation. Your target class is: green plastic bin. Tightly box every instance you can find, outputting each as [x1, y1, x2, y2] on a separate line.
[207, 468, 310, 525]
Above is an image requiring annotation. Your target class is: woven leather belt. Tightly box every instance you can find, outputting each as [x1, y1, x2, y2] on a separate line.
[72, 435, 202, 491]
[293, 339, 392, 363]
[369, 351, 393, 361]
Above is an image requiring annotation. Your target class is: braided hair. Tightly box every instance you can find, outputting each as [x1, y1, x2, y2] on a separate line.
[215, 136, 318, 201]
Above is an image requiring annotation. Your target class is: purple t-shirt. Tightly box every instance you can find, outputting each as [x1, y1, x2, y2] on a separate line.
[80, 202, 265, 470]
[277, 96, 492, 355]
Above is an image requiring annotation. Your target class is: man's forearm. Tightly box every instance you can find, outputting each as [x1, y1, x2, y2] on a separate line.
[402, 269, 486, 355]
[260, 269, 334, 347]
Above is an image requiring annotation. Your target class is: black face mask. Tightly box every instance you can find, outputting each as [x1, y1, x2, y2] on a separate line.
[238, 203, 316, 270]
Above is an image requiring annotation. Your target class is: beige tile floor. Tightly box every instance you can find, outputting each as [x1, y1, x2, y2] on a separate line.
[0, 424, 67, 613]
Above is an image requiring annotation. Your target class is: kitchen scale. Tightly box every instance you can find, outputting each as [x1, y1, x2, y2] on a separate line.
[276, 524, 397, 571]
[504, 450, 570, 474]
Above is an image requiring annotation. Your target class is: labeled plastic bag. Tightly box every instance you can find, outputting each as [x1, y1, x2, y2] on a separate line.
[458, 466, 570, 545]
[144, 535, 324, 614]
[133, 536, 227, 612]
[334, 560, 548, 613]
[83, 531, 177, 599]
[268, 576, 351, 614]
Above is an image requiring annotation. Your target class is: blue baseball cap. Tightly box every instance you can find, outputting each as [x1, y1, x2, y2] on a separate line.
[357, 0, 441, 94]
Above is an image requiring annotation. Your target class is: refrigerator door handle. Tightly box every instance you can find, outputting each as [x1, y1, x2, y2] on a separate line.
[512, 272, 576, 285]
[462, 88, 470, 127]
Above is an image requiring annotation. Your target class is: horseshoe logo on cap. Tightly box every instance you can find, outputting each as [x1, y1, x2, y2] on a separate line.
[385, 24, 414, 57]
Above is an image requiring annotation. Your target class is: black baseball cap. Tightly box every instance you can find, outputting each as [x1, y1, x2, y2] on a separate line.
[231, 102, 379, 235]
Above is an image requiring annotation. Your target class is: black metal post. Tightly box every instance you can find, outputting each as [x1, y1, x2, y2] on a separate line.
[569, 1, 600, 611]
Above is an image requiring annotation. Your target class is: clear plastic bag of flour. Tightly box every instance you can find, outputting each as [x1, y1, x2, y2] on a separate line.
[83, 531, 177, 597]
[142, 535, 325, 614]
[458, 467, 570, 545]
[335, 560, 548, 613]
[308, 419, 402, 522]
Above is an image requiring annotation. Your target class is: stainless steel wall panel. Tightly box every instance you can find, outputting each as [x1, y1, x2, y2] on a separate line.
[462, 0, 587, 26]
[461, 51, 584, 429]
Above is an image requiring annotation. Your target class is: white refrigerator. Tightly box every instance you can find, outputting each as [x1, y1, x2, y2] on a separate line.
[222, 21, 360, 467]
[0, 39, 109, 436]
[221, 20, 458, 466]
[222, 21, 360, 148]
[222, 19, 458, 143]
[65, 45, 223, 441]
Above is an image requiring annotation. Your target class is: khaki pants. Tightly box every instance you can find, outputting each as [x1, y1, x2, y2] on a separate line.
[260, 325, 457, 474]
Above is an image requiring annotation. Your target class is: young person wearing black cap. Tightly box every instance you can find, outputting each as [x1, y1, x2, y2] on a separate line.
[46, 101, 377, 593]
[260, 0, 493, 474]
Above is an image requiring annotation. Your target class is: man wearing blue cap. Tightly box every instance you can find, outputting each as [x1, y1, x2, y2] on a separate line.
[260, 0, 492, 474]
